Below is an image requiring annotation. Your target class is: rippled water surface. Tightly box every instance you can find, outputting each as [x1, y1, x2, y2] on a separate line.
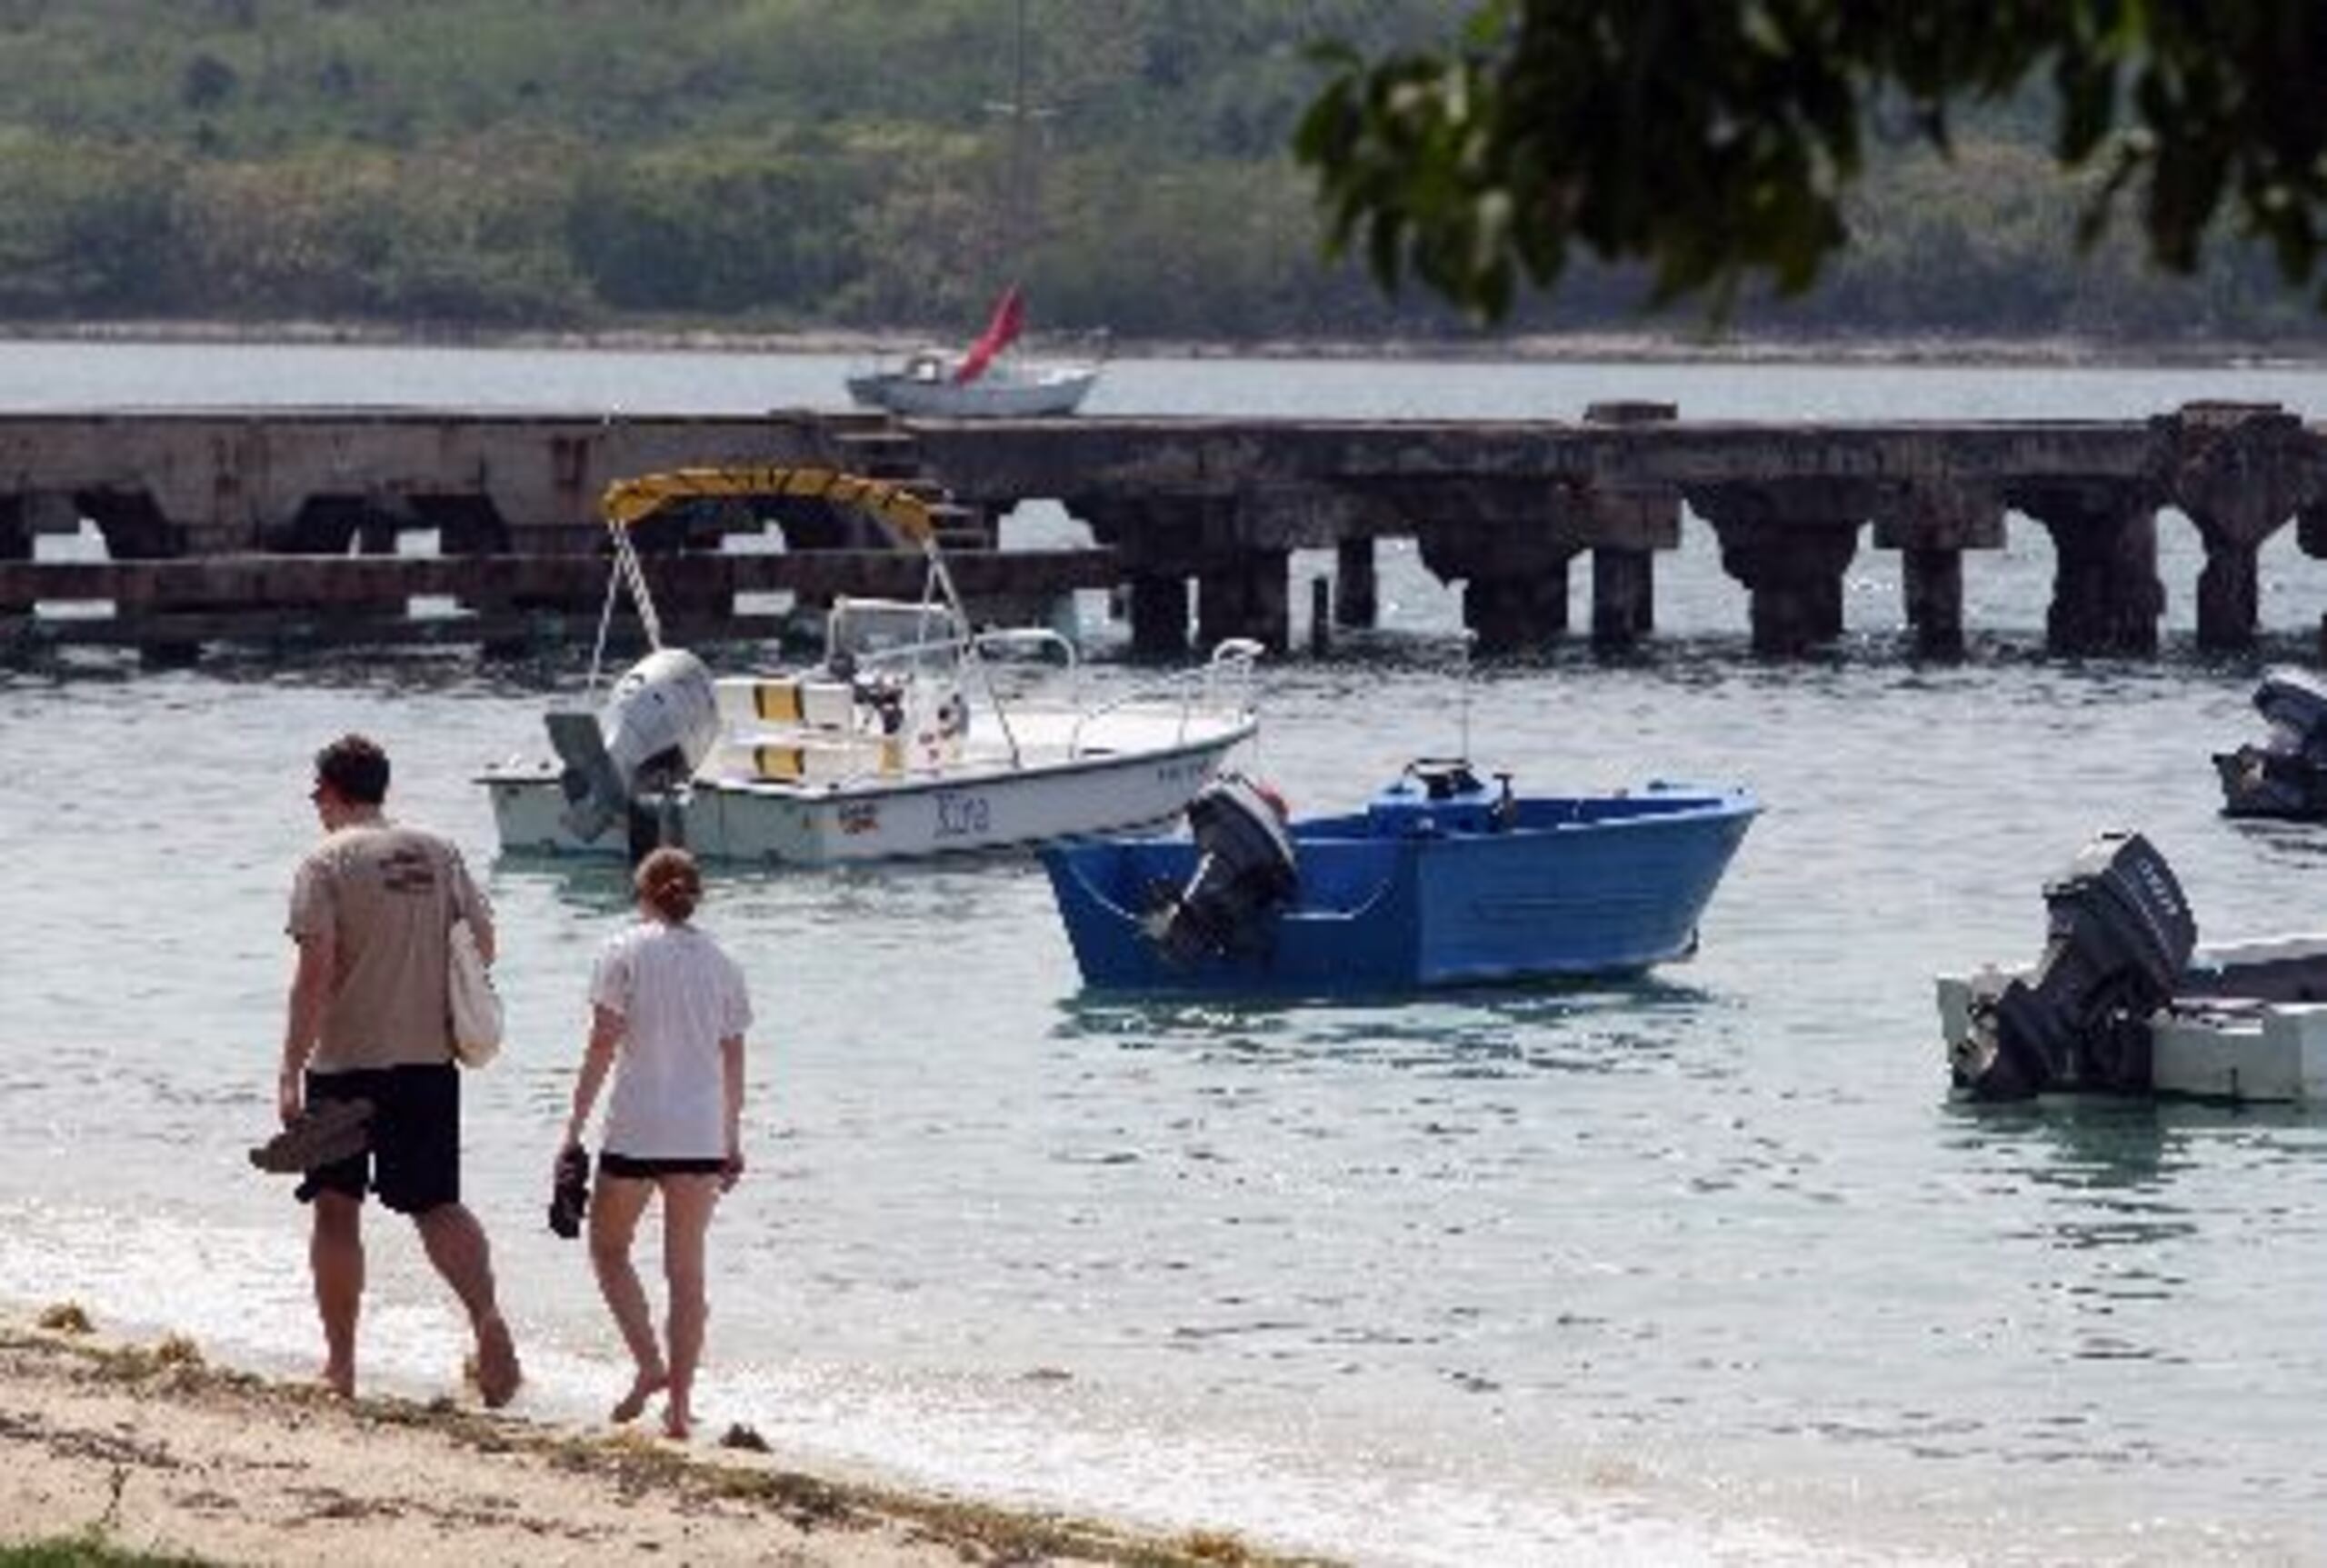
[5, 345, 2327, 1565]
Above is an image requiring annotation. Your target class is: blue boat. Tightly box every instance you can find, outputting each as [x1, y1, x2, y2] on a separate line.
[1039, 760, 1759, 994]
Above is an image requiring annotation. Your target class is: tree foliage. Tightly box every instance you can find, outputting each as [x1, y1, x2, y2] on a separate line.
[0, 0, 2310, 342]
[1294, 0, 2327, 321]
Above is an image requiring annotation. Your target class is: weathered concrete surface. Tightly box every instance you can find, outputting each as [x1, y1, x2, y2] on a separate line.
[0, 547, 1116, 659]
[0, 547, 1114, 607]
[2, 402, 2324, 659]
[0, 410, 844, 558]
[907, 403, 2326, 654]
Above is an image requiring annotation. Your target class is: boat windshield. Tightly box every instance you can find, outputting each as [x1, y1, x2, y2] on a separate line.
[826, 599, 965, 672]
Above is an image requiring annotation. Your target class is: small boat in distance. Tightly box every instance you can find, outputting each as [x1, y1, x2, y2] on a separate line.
[845, 284, 1101, 418]
[2214, 666, 2327, 818]
[1041, 760, 1759, 994]
[1937, 828, 2327, 1103]
[478, 464, 1259, 865]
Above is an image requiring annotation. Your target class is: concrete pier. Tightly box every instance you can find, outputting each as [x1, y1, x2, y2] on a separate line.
[2035, 494, 2163, 655]
[1, 401, 2322, 662]
[1333, 537, 1377, 630]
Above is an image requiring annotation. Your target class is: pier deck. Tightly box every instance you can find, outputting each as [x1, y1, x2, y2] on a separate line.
[2, 401, 2322, 660]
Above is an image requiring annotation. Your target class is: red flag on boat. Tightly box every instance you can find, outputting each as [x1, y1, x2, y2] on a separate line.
[954, 285, 1025, 384]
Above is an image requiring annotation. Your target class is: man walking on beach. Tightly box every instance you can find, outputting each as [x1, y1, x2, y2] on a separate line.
[277, 733, 522, 1405]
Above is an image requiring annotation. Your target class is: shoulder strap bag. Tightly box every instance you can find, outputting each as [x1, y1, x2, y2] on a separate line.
[449, 916, 504, 1068]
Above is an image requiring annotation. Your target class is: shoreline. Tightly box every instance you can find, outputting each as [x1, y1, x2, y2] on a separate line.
[1, 317, 2322, 372]
[0, 1307, 1320, 1568]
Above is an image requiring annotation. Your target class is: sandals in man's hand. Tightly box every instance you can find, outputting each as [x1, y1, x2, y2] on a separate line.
[249, 1097, 375, 1174]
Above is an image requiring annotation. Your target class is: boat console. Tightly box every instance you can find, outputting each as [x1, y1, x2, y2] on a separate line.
[2215, 666, 2327, 817]
[1369, 758, 1517, 835]
[1939, 830, 2327, 1103]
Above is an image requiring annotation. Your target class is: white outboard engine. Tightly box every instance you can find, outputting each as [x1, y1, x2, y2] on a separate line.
[1149, 774, 1299, 964]
[2216, 666, 2327, 817]
[1952, 831, 2196, 1100]
[544, 648, 720, 852]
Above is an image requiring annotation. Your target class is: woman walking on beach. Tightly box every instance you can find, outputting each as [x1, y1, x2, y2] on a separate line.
[559, 846, 752, 1440]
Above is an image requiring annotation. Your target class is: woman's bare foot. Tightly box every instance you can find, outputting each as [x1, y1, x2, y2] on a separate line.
[610, 1368, 668, 1424]
[661, 1403, 692, 1442]
[318, 1361, 355, 1399]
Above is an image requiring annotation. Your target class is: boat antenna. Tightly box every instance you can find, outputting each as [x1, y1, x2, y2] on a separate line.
[1458, 628, 1476, 764]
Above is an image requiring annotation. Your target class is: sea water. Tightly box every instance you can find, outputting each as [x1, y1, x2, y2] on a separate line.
[4, 345, 2327, 1565]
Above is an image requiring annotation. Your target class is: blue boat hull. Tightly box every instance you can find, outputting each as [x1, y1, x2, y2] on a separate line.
[1041, 783, 1758, 993]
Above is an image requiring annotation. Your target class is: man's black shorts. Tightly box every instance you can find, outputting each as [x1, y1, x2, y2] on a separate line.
[298, 1063, 461, 1214]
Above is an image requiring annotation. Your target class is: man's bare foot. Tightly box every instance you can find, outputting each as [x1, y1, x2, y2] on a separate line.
[318, 1362, 355, 1399]
[474, 1313, 522, 1409]
[610, 1368, 668, 1424]
[661, 1403, 692, 1442]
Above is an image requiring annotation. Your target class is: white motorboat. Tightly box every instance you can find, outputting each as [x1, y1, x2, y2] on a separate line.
[1940, 936, 2327, 1104]
[478, 464, 1260, 865]
[1935, 829, 2327, 1104]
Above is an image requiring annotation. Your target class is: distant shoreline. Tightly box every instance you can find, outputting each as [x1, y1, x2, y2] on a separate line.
[3, 317, 2323, 371]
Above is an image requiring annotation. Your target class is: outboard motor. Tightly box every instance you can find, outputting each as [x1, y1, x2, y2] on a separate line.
[1148, 774, 1299, 964]
[1952, 831, 2196, 1100]
[544, 648, 720, 852]
[2215, 666, 2327, 817]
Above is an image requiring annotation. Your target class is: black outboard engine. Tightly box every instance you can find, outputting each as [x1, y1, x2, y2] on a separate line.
[1953, 831, 2196, 1100]
[1151, 774, 1299, 964]
[2215, 667, 2327, 817]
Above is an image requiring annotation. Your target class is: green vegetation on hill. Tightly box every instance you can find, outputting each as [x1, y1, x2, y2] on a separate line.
[0, 0, 2314, 345]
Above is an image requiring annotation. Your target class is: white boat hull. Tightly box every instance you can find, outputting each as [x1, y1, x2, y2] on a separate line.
[845, 363, 1097, 418]
[1937, 934, 2327, 1104]
[483, 720, 1249, 864]
[479, 519, 1261, 870]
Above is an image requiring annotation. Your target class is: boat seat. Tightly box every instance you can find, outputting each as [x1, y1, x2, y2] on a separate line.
[708, 734, 901, 783]
[715, 678, 856, 733]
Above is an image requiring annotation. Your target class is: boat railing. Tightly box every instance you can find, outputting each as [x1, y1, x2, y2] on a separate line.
[1066, 637, 1263, 754]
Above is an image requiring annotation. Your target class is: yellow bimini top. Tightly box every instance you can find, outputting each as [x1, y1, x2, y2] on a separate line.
[594, 464, 950, 653]
[598, 464, 938, 547]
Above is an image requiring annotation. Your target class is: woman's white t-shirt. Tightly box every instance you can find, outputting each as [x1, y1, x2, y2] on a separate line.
[590, 920, 753, 1160]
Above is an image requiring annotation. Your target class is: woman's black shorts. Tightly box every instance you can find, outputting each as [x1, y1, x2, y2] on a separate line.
[599, 1152, 726, 1180]
[298, 1063, 461, 1215]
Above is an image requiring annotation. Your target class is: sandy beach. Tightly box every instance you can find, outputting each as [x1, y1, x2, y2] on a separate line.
[0, 1309, 1307, 1568]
